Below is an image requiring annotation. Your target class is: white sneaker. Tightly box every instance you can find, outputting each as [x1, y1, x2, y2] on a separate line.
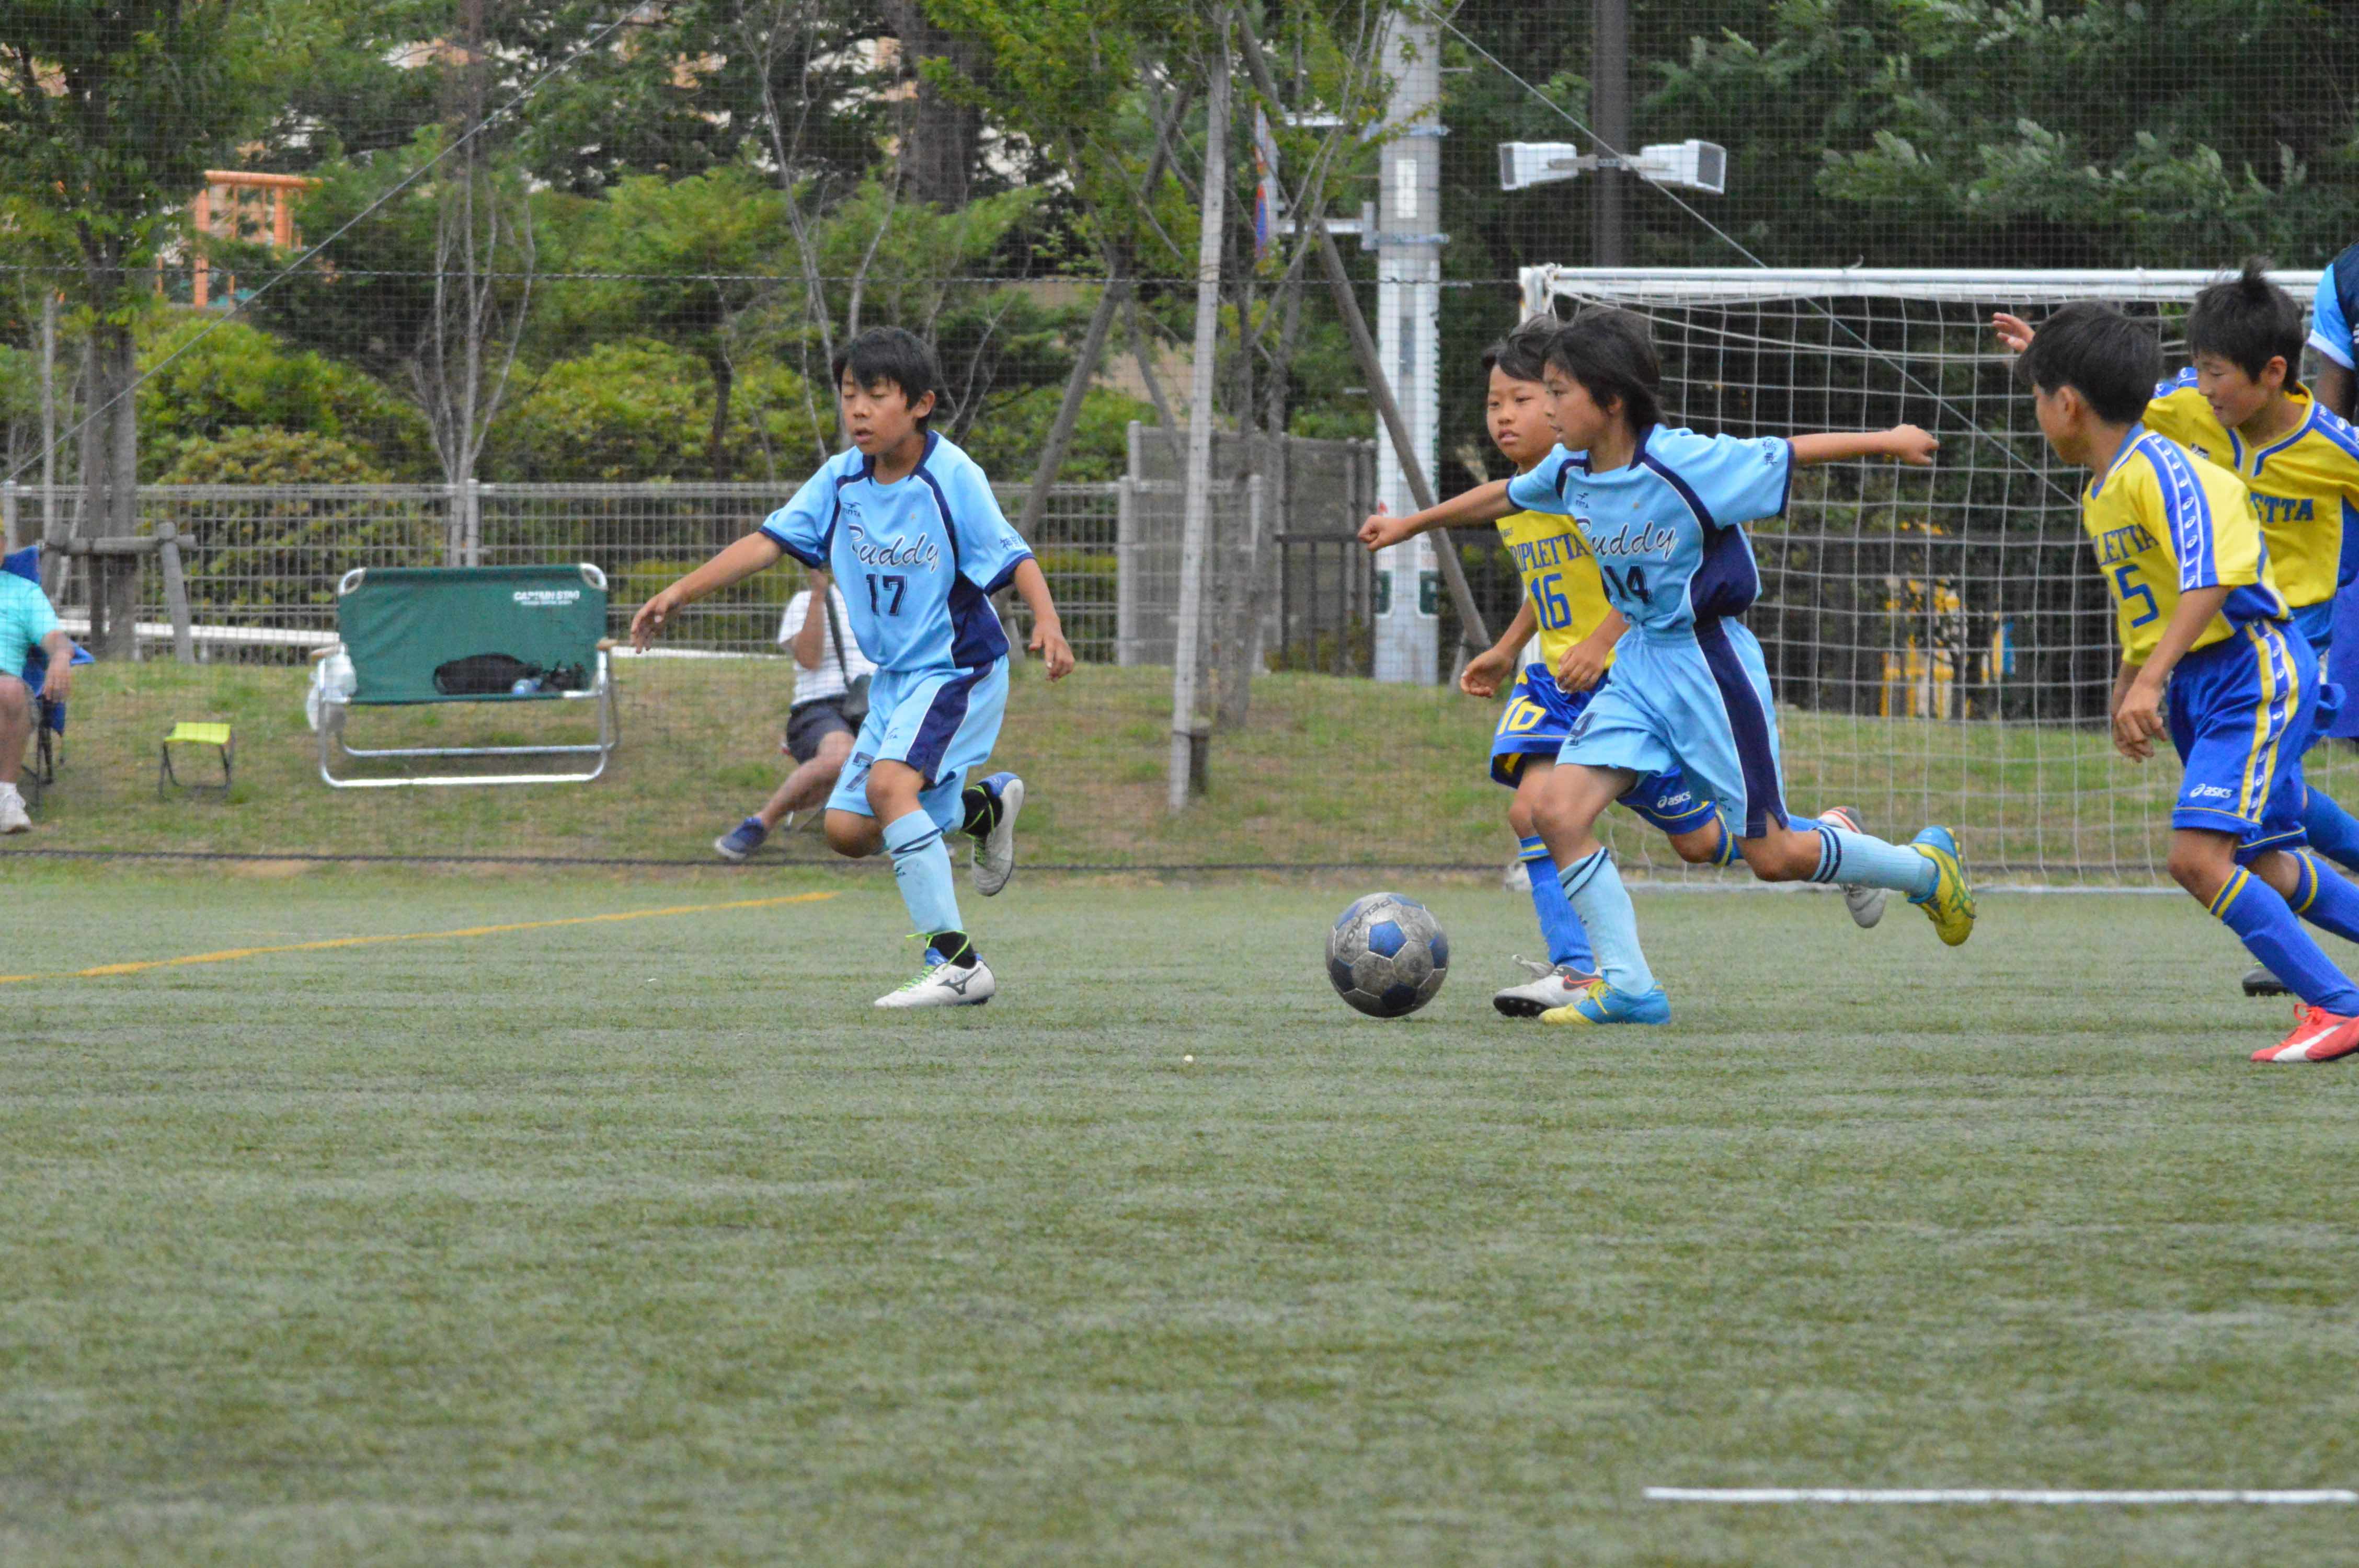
[0, 788, 28, 834]
[1818, 806, 1887, 928]
[1493, 955, 1601, 1018]
[874, 953, 997, 1009]
[1501, 857, 1532, 892]
[971, 773, 1024, 897]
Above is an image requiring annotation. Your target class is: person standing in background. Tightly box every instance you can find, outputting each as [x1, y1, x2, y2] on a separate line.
[713, 568, 875, 861]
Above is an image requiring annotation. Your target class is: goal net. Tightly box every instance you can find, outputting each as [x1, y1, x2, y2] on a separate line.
[1519, 266, 2333, 886]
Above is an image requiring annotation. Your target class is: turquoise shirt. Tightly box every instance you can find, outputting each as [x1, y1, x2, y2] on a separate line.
[0, 571, 61, 678]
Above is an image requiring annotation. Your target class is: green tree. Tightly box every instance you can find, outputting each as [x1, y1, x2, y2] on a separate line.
[0, 0, 295, 653]
[568, 166, 793, 480]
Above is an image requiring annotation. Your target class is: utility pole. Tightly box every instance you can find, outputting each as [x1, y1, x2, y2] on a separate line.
[1591, 0, 1630, 267]
[1167, 11, 1230, 812]
[1369, 11, 1443, 685]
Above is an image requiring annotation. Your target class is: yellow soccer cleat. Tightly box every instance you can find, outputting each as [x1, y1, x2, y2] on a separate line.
[1906, 825, 1975, 946]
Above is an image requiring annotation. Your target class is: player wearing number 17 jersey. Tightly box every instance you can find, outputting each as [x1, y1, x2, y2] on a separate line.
[631, 327, 1075, 1010]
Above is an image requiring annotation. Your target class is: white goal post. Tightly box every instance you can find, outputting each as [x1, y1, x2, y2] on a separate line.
[1509, 266, 2337, 887]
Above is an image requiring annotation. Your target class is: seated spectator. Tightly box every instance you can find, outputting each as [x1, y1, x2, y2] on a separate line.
[715, 568, 875, 860]
[0, 562, 71, 834]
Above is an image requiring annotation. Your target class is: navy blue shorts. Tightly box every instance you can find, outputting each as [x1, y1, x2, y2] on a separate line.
[2167, 622, 2315, 861]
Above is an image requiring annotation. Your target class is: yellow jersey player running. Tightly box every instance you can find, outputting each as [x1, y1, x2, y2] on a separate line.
[1446, 324, 1887, 1017]
[2014, 302, 2359, 1063]
[1999, 262, 2359, 997]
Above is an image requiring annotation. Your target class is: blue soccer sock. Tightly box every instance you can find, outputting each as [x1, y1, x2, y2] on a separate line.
[1802, 821, 1939, 897]
[1519, 835, 1594, 972]
[883, 809, 964, 944]
[2299, 789, 2359, 874]
[1560, 848, 1656, 996]
[2212, 867, 2359, 1014]
[2283, 850, 2359, 946]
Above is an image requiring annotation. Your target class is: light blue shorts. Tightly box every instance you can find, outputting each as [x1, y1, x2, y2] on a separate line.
[828, 658, 1010, 829]
[1560, 618, 1788, 840]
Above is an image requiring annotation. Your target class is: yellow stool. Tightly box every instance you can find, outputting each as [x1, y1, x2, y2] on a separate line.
[160, 721, 233, 797]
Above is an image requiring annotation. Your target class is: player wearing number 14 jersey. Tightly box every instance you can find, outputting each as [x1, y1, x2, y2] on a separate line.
[1369, 312, 1970, 1028]
[1450, 326, 1883, 1018]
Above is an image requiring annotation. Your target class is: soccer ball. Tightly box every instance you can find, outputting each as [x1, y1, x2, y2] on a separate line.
[1325, 892, 1449, 1018]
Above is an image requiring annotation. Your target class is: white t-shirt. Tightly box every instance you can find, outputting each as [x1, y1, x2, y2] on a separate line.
[778, 585, 875, 706]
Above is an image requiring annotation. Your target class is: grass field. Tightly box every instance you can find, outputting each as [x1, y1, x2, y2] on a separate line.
[31, 655, 2359, 877]
[7, 864, 2359, 1565]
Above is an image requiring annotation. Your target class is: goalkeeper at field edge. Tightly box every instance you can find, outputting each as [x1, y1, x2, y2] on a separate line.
[1998, 262, 2359, 999]
[2012, 302, 2359, 1064]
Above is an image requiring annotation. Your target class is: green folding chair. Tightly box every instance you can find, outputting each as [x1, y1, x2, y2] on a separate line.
[316, 563, 620, 788]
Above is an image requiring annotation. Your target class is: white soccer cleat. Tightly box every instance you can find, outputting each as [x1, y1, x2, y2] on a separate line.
[874, 953, 996, 1009]
[1817, 805, 1887, 928]
[0, 789, 29, 834]
[1493, 955, 1602, 1018]
[971, 772, 1024, 897]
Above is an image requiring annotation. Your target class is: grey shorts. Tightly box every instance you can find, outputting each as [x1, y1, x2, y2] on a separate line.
[784, 698, 854, 763]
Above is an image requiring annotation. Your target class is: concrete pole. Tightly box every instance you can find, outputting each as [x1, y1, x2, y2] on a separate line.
[1369, 11, 1442, 685]
[1167, 11, 1230, 811]
[1591, 0, 1630, 267]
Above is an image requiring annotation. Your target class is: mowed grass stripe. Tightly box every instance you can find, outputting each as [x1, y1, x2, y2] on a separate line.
[0, 890, 838, 985]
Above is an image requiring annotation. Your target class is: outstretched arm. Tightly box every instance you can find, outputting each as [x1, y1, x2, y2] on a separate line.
[1358, 479, 1518, 552]
[631, 531, 785, 650]
[1790, 426, 1940, 467]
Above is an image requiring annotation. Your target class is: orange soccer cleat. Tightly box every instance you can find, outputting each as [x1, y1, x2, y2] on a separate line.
[2253, 1006, 2359, 1064]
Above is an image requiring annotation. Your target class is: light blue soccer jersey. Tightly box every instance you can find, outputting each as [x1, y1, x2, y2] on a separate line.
[2311, 245, 2359, 373]
[759, 432, 1033, 673]
[1504, 426, 1793, 635]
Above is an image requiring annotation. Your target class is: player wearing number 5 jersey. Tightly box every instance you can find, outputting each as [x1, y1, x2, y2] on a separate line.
[633, 327, 1074, 1010]
[1367, 309, 1974, 1028]
[2014, 301, 2359, 1063]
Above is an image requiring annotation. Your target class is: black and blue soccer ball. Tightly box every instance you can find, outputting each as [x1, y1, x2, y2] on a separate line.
[1325, 892, 1449, 1018]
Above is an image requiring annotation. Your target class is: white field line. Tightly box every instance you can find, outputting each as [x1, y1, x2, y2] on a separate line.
[1645, 1488, 2357, 1506]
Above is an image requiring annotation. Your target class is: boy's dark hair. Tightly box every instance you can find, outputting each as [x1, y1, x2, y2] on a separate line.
[831, 326, 949, 428]
[1542, 308, 1665, 431]
[1480, 320, 1554, 385]
[2185, 258, 2304, 382]
[2017, 302, 2160, 425]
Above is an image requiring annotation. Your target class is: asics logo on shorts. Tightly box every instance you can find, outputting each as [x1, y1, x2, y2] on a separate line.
[2190, 784, 2235, 799]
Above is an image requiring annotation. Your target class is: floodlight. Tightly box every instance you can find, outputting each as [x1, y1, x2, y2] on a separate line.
[1632, 140, 1727, 195]
[1496, 139, 1728, 195]
[1498, 142, 1583, 192]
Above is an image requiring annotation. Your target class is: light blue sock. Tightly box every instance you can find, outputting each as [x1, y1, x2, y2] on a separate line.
[1560, 849, 1656, 996]
[2285, 850, 2359, 946]
[1519, 835, 1594, 971]
[2300, 789, 2359, 874]
[1804, 822, 1938, 897]
[883, 809, 962, 937]
[2213, 867, 2359, 1013]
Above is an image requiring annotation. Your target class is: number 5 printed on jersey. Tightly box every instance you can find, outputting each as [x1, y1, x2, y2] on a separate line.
[2111, 562, 2158, 628]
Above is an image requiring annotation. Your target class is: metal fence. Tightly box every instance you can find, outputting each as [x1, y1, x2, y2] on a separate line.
[12, 479, 1125, 663]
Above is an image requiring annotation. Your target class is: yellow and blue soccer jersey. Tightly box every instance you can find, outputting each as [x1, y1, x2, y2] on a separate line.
[1494, 506, 1616, 672]
[2082, 425, 2287, 665]
[2144, 372, 2359, 615]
